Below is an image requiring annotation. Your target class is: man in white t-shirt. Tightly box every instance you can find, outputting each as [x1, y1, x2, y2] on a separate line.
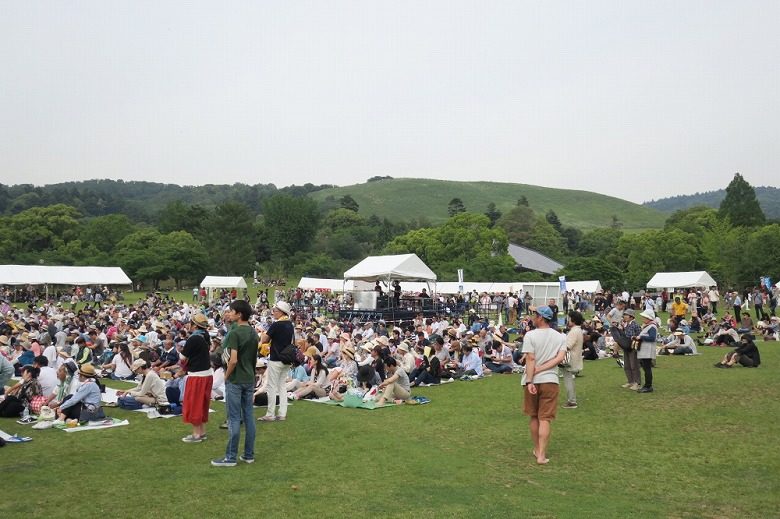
[521, 306, 567, 465]
[33, 356, 59, 399]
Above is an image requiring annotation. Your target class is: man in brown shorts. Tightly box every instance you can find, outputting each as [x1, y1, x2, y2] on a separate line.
[521, 306, 567, 464]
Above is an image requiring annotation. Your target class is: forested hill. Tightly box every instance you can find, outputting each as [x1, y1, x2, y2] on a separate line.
[644, 186, 780, 219]
[1, 177, 668, 230]
[0, 180, 333, 222]
[310, 178, 667, 230]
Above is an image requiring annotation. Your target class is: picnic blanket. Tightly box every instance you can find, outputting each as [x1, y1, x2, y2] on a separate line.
[0, 429, 32, 443]
[55, 418, 129, 433]
[305, 394, 430, 409]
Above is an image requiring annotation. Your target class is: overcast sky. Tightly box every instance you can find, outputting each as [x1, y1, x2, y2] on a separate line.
[1, 1, 778, 203]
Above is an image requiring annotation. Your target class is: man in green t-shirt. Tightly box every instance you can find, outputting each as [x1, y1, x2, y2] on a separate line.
[211, 300, 259, 467]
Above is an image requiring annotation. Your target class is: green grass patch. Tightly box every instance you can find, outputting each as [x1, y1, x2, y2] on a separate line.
[2, 344, 779, 518]
[310, 178, 668, 230]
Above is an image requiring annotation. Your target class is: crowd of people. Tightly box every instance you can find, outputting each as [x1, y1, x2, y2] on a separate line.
[0, 282, 770, 461]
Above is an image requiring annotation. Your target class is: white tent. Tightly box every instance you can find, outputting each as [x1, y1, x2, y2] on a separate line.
[646, 271, 717, 290]
[298, 277, 356, 292]
[344, 254, 437, 282]
[200, 276, 247, 289]
[566, 280, 603, 293]
[0, 265, 132, 286]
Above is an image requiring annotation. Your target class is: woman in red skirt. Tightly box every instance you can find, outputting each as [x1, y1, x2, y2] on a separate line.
[180, 313, 213, 443]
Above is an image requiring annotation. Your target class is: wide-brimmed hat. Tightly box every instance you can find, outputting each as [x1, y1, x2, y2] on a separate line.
[673, 330, 684, 336]
[640, 309, 656, 321]
[0, 335, 9, 346]
[623, 309, 636, 318]
[360, 341, 375, 352]
[396, 341, 410, 352]
[375, 336, 389, 346]
[343, 345, 355, 359]
[79, 363, 97, 377]
[191, 313, 209, 329]
[273, 301, 292, 316]
[131, 359, 147, 372]
[304, 346, 319, 358]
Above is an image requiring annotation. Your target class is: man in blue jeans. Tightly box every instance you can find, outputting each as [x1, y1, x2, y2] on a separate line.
[212, 300, 259, 467]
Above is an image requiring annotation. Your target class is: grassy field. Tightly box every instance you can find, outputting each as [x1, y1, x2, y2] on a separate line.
[309, 177, 668, 230]
[2, 343, 778, 518]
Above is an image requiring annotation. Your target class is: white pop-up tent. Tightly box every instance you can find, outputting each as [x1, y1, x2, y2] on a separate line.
[0, 265, 132, 286]
[200, 276, 247, 302]
[344, 254, 437, 283]
[646, 271, 717, 290]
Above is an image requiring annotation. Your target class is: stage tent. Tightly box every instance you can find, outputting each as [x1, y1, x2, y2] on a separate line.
[344, 254, 437, 283]
[200, 276, 247, 301]
[646, 271, 717, 290]
[0, 265, 132, 286]
[200, 276, 247, 289]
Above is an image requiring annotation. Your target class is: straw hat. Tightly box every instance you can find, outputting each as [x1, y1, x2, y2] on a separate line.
[79, 363, 97, 378]
[191, 313, 209, 329]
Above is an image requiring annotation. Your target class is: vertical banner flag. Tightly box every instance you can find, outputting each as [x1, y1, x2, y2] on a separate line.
[559, 275, 567, 293]
[457, 269, 464, 294]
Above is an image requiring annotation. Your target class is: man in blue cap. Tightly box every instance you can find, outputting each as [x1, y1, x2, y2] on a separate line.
[520, 306, 567, 465]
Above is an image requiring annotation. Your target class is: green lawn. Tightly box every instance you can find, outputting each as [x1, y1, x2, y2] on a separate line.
[2, 344, 778, 518]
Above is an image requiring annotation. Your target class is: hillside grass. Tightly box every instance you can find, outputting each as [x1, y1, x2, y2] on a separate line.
[2, 342, 778, 518]
[310, 178, 668, 231]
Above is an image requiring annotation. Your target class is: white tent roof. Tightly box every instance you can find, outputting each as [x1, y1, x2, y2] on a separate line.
[344, 254, 437, 282]
[200, 276, 247, 289]
[566, 280, 603, 293]
[298, 277, 355, 292]
[646, 271, 717, 289]
[0, 265, 132, 286]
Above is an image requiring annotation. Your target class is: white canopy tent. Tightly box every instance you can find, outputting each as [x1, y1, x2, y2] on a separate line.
[200, 276, 248, 302]
[567, 280, 603, 293]
[646, 271, 717, 290]
[344, 254, 437, 283]
[0, 265, 132, 286]
[298, 277, 356, 292]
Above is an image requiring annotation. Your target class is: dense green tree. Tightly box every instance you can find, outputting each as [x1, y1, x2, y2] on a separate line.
[496, 205, 535, 244]
[157, 231, 209, 288]
[517, 196, 529, 207]
[322, 208, 366, 231]
[262, 194, 320, 260]
[207, 202, 256, 275]
[739, 224, 780, 287]
[114, 228, 163, 285]
[526, 217, 567, 260]
[557, 257, 624, 291]
[561, 227, 583, 253]
[577, 228, 623, 258]
[545, 210, 563, 234]
[7, 204, 81, 253]
[718, 173, 765, 227]
[447, 198, 466, 217]
[385, 213, 516, 280]
[484, 203, 502, 228]
[80, 214, 137, 253]
[339, 195, 360, 212]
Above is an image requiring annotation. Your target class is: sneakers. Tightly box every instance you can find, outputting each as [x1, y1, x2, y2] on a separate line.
[563, 402, 578, 409]
[287, 392, 298, 401]
[638, 387, 654, 393]
[615, 358, 625, 368]
[239, 455, 255, 464]
[276, 415, 286, 421]
[621, 383, 631, 388]
[219, 421, 229, 429]
[182, 434, 206, 443]
[258, 415, 276, 422]
[629, 383, 640, 391]
[211, 457, 237, 467]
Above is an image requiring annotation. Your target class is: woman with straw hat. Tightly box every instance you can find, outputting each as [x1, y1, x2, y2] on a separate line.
[54, 363, 105, 423]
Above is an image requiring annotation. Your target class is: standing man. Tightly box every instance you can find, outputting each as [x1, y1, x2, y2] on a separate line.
[707, 287, 720, 315]
[521, 306, 567, 465]
[259, 301, 295, 422]
[212, 300, 258, 467]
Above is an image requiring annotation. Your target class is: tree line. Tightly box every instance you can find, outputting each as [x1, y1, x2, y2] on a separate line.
[0, 173, 775, 291]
